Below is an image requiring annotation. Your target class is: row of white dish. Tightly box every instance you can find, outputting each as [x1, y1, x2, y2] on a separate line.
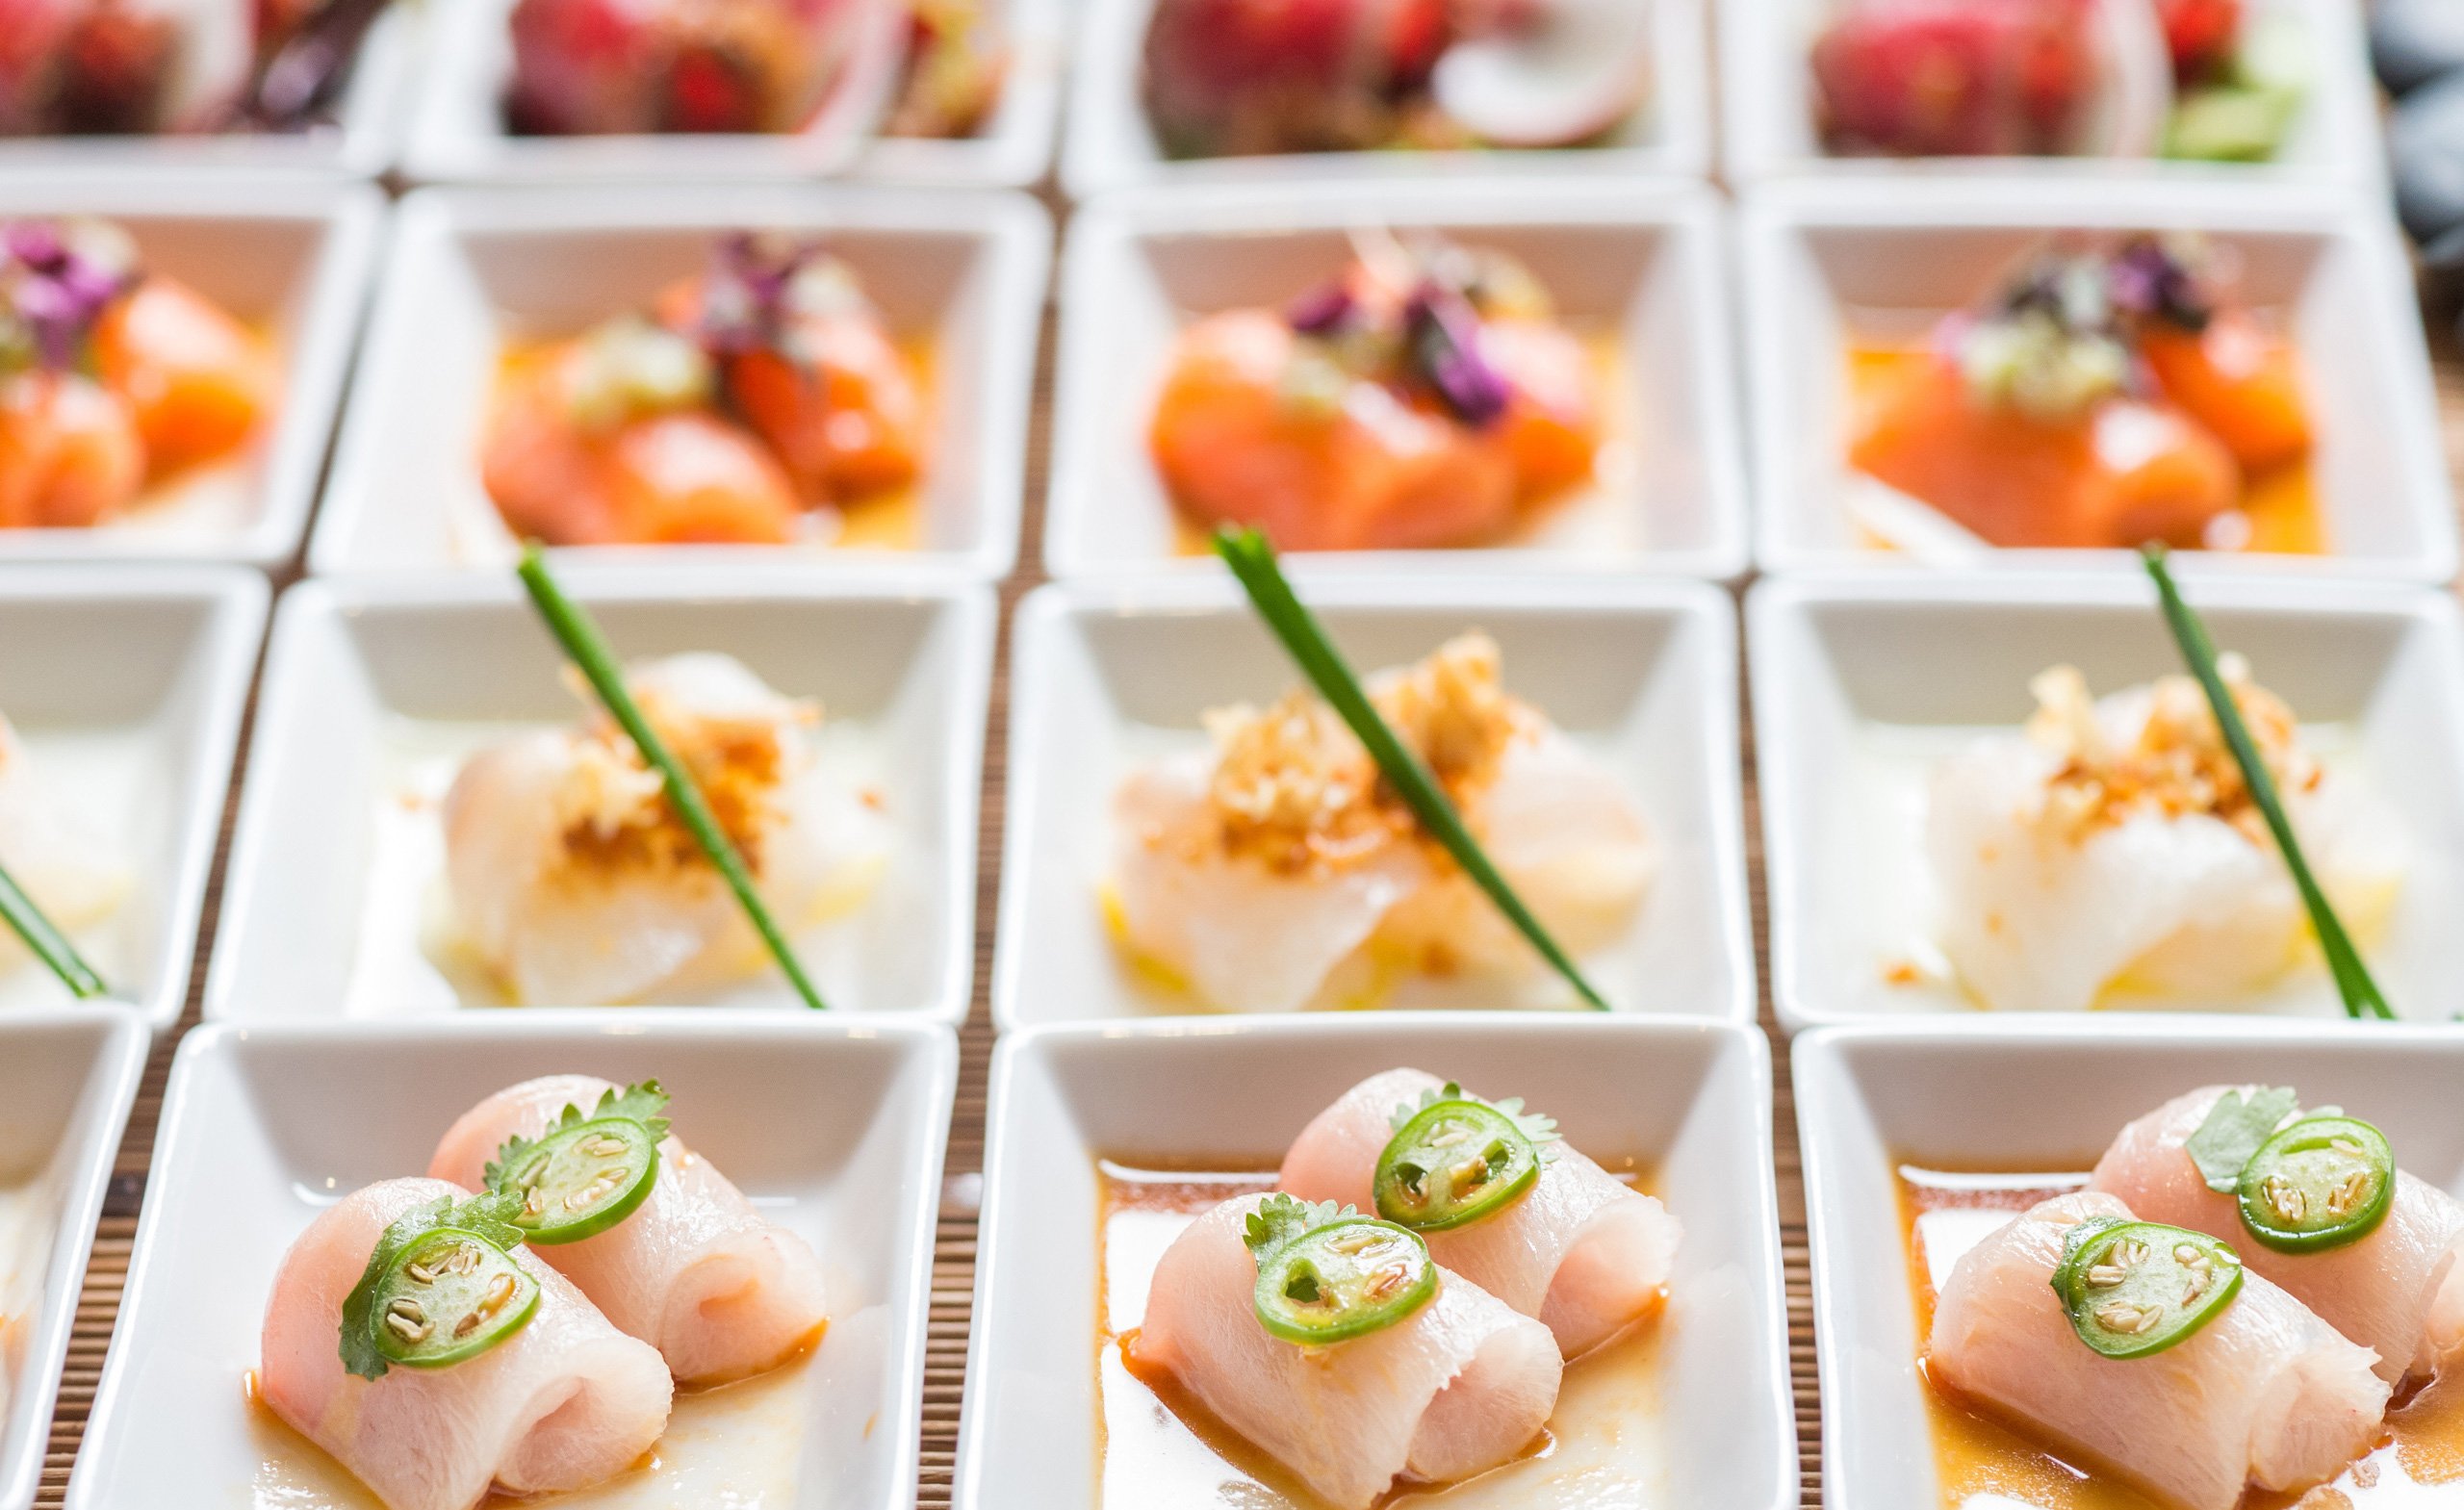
[13, 1002, 2455, 1508]
[6, 171, 2451, 584]
[13, 563, 2462, 1035]
[0, 0, 2383, 200]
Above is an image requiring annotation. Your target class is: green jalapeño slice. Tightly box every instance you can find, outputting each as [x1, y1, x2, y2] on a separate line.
[371, 1227, 540, 1369]
[2052, 1220, 2244, 1359]
[498, 1117, 660, 1244]
[1245, 1195, 1438, 1345]
[2236, 1116, 2396, 1254]
[1374, 1096, 1544, 1232]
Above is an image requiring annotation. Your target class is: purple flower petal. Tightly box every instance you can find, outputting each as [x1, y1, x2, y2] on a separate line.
[1283, 281, 1355, 336]
[1404, 284, 1511, 429]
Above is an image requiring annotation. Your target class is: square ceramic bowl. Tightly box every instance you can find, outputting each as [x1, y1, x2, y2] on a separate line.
[955, 1014, 1795, 1510]
[1792, 1018, 2464, 1510]
[1719, 0, 2381, 186]
[0, 1007, 147, 1510]
[206, 571, 991, 1022]
[0, 3, 424, 179]
[996, 575, 1754, 1028]
[0, 566, 267, 1032]
[1739, 177, 2457, 582]
[850, 0, 1067, 188]
[1046, 178, 1749, 581]
[1060, 0, 1712, 196]
[67, 1015, 957, 1510]
[400, 0, 907, 180]
[0, 176, 381, 567]
[308, 184, 1047, 581]
[1751, 571, 2464, 1031]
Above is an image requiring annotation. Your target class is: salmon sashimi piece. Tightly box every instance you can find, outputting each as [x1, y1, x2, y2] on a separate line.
[1479, 317, 1600, 503]
[0, 710, 125, 975]
[1929, 1190, 2387, 1510]
[2140, 311, 2313, 473]
[1135, 1192, 1562, 1510]
[259, 1177, 673, 1510]
[2089, 1087, 2464, 1387]
[441, 653, 890, 1006]
[1149, 309, 1518, 552]
[1278, 1068, 1681, 1358]
[722, 320, 923, 501]
[1850, 357, 2240, 550]
[427, 1075, 830, 1385]
[90, 272, 273, 476]
[0, 369, 143, 528]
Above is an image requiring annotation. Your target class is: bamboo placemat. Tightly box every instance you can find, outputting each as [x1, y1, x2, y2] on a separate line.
[32, 214, 2464, 1510]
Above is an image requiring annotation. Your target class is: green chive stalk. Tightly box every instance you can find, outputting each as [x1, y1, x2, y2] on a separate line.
[0, 857, 106, 999]
[2143, 548, 2393, 1021]
[1212, 526, 1610, 1011]
[517, 545, 828, 1011]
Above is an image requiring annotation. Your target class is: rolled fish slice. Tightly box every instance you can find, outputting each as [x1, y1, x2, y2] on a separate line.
[1135, 1192, 1562, 1510]
[2089, 1086, 2464, 1386]
[1929, 1190, 2387, 1510]
[259, 1177, 673, 1510]
[429, 1074, 830, 1385]
[1278, 1067, 1680, 1357]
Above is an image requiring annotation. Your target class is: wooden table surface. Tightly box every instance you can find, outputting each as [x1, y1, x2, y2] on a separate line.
[31, 213, 2464, 1510]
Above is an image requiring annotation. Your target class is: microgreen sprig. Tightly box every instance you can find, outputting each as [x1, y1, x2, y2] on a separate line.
[1211, 526, 1609, 1011]
[516, 544, 827, 1011]
[0, 857, 106, 999]
[2143, 548, 2393, 1021]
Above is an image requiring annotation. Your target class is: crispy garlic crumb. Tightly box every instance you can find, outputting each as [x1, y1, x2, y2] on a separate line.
[2023, 659, 2318, 845]
[1194, 634, 1528, 877]
[553, 683, 809, 879]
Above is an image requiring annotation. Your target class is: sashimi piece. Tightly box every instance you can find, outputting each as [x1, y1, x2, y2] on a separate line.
[1930, 1190, 2386, 1510]
[2089, 1086, 2464, 1385]
[0, 710, 125, 975]
[427, 1075, 830, 1384]
[259, 1177, 673, 1510]
[1278, 1067, 1680, 1356]
[0, 370, 143, 528]
[2139, 310, 2313, 473]
[1926, 662, 2401, 1014]
[1133, 1192, 1560, 1510]
[1480, 316, 1600, 502]
[441, 653, 889, 1006]
[90, 272, 273, 475]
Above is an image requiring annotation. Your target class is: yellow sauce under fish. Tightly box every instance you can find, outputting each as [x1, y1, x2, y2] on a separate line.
[1899, 1166, 2464, 1510]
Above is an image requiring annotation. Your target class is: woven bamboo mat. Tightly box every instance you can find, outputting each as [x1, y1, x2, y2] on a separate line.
[32, 222, 2464, 1510]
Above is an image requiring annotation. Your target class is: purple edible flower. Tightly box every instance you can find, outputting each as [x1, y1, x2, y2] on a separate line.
[696, 232, 820, 358]
[1283, 280, 1356, 337]
[2106, 236, 2213, 333]
[0, 218, 134, 371]
[1403, 283, 1511, 429]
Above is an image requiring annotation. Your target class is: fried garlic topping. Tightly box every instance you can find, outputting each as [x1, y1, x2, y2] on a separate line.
[2024, 658, 2316, 845]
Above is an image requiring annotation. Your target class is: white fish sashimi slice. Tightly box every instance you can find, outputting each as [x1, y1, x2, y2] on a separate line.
[1279, 1068, 1680, 1358]
[428, 1075, 830, 1386]
[0, 714, 125, 968]
[1373, 729, 1653, 984]
[1135, 1193, 1561, 1510]
[1929, 1190, 2387, 1510]
[1111, 752, 1427, 1013]
[2089, 1086, 2464, 1386]
[259, 1177, 674, 1510]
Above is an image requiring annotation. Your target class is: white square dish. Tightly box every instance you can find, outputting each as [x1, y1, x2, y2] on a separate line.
[1792, 1019, 2464, 1510]
[1739, 177, 2457, 582]
[955, 1014, 1796, 1510]
[1750, 571, 2464, 1031]
[308, 184, 1047, 581]
[0, 176, 383, 568]
[1060, 0, 1712, 196]
[1045, 178, 1749, 582]
[850, 0, 1067, 187]
[1719, 0, 2382, 187]
[206, 570, 991, 1022]
[0, 1007, 147, 1510]
[67, 1014, 957, 1510]
[400, 0, 905, 181]
[0, 565, 267, 1032]
[995, 575, 1754, 1028]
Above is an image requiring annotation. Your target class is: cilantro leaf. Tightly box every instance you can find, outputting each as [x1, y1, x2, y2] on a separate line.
[482, 1080, 671, 1197]
[338, 1190, 526, 1381]
[1243, 1194, 1352, 1264]
[2185, 1086, 2300, 1194]
[1388, 1080, 1562, 1155]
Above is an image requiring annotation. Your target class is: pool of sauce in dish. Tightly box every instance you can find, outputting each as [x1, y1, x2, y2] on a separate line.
[1899, 1166, 2464, 1510]
[1844, 346, 2326, 557]
[1096, 1160, 1670, 1510]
